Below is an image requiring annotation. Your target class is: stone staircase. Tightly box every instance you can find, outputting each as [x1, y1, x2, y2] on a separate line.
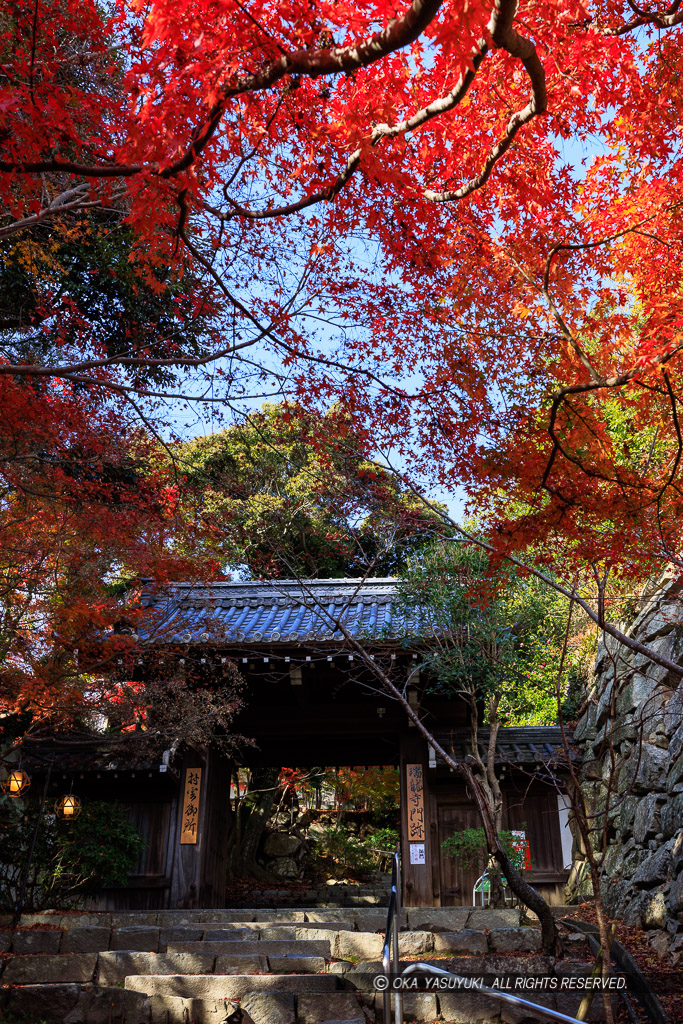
[224, 876, 392, 909]
[0, 907, 603, 1024]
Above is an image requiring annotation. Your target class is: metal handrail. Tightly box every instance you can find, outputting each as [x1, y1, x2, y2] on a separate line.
[401, 963, 586, 1024]
[382, 847, 402, 1024]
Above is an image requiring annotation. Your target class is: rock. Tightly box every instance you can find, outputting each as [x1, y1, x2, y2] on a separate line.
[670, 722, 683, 762]
[397, 931, 433, 956]
[603, 878, 633, 917]
[467, 908, 520, 929]
[623, 846, 649, 878]
[269, 856, 299, 878]
[2, 953, 97, 985]
[633, 793, 663, 843]
[268, 956, 326, 973]
[661, 795, 683, 839]
[437, 989, 502, 1023]
[159, 926, 204, 948]
[642, 891, 669, 929]
[648, 930, 671, 957]
[561, 932, 590, 955]
[432, 930, 488, 955]
[352, 912, 390, 932]
[488, 927, 542, 953]
[264, 833, 301, 857]
[664, 685, 683, 734]
[261, 927, 297, 940]
[399, 993, 439, 1021]
[622, 742, 669, 794]
[96, 951, 216, 985]
[4, 983, 81, 1024]
[11, 927, 62, 954]
[573, 705, 597, 743]
[615, 676, 653, 717]
[335, 931, 383, 960]
[622, 893, 648, 928]
[64, 986, 151, 1024]
[408, 908, 470, 931]
[241, 991, 295, 1024]
[296, 993, 363, 1024]
[327, 960, 354, 974]
[632, 840, 673, 888]
[110, 926, 160, 952]
[214, 955, 270, 974]
[673, 830, 683, 873]
[667, 750, 683, 791]
[666, 872, 683, 913]
[603, 844, 624, 876]
[60, 925, 112, 953]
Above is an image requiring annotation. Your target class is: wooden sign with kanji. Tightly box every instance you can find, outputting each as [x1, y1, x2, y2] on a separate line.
[406, 763, 425, 842]
[180, 767, 202, 845]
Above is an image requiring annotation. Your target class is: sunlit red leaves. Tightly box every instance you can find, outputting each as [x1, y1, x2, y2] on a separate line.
[3, 0, 683, 596]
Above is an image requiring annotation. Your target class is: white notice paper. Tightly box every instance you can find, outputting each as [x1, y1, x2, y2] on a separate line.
[409, 842, 426, 864]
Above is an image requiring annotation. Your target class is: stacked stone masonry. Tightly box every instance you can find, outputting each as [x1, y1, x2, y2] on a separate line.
[574, 573, 683, 962]
[0, 907, 609, 1024]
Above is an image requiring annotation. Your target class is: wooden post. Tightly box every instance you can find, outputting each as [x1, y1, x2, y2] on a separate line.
[168, 746, 230, 908]
[400, 735, 434, 906]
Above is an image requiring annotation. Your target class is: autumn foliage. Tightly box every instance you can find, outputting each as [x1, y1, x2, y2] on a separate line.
[2, 0, 683, 730]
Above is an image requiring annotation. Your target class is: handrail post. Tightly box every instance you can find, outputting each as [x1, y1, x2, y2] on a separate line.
[382, 846, 402, 1024]
[392, 848, 402, 1024]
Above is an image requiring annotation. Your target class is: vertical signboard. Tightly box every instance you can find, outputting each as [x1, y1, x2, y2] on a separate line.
[180, 767, 202, 844]
[406, 762, 426, 864]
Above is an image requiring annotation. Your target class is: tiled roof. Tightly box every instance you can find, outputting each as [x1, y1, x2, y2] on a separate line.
[139, 578, 419, 645]
[433, 727, 576, 766]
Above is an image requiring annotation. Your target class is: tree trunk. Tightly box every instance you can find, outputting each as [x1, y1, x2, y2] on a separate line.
[227, 766, 280, 878]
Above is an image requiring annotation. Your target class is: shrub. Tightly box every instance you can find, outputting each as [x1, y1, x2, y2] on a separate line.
[441, 826, 531, 876]
[0, 798, 144, 911]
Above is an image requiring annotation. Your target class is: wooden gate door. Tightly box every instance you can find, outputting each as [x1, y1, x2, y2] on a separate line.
[437, 802, 484, 906]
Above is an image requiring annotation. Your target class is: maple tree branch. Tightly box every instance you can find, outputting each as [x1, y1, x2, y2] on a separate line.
[540, 354, 683, 501]
[0, 184, 119, 241]
[206, 49, 488, 222]
[539, 203, 683, 381]
[204, 148, 363, 221]
[431, 501, 683, 677]
[180, 224, 414, 398]
[0, 333, 261, 378]
[657, 370, 682, 499]
[605, 0, 683, 35]
[0, 0, 444, 179]
[424, 0, 547, 203]
[210, 0, 545, 223]
[363, 456, 683, 679]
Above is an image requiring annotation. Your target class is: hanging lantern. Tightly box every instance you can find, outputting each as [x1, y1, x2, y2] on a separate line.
[1, 769, 31, 797]
[55, 794, 82, 819]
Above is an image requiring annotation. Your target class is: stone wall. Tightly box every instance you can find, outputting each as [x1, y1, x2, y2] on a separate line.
[573, 573, 683, 963]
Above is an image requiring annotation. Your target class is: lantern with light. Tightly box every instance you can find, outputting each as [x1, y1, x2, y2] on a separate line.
[1, 769, 31, 797]
[55, 794, 82, 819]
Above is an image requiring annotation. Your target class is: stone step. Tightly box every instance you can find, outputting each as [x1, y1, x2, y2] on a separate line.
[96, 951, 257, 984]
[167, 939, 331, 957]
[1, 922, 541, 968]
[124, 973, 340, 999]
[92, 950, 328, 984]
[13, 905, 520, 932]
[146, 990, 366, 1024]
[1, 953, 99, 986]
[1, 983, 151, 1024]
